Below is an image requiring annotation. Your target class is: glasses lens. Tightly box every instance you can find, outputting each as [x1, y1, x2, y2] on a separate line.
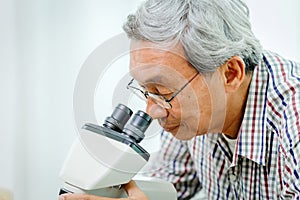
[127, 80, 147, 102]
[127, 79, 172, 109]
[148, 93, 172, 109]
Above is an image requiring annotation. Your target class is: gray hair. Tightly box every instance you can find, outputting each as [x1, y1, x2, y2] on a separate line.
[123, 0, 263, 73]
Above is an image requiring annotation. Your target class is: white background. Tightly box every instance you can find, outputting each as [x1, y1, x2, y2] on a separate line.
[0, 0, 299, 200]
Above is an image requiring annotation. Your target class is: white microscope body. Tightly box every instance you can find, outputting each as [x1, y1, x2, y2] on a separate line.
[59, 104, 177, 199]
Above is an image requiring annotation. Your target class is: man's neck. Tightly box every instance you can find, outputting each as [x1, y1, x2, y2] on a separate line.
[222, 73, 252, 139]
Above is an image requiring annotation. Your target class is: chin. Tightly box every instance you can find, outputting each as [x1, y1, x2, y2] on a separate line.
[168, 126, 198, 141]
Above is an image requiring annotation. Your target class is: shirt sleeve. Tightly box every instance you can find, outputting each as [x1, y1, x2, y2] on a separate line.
[281, 143, 300, 199]
[145, 131, 202, 200]
[280, 81, 300, 198]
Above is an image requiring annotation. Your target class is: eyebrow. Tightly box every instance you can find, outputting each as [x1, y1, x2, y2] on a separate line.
[143, 76, 164, 84]
[131, 73, 164, 85]
[138, 77, 180, 93]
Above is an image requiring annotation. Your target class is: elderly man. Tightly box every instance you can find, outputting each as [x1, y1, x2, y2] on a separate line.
[60, 0, 300, 199]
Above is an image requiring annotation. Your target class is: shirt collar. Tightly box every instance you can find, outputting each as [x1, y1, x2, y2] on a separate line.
[232, 57, 269, 166]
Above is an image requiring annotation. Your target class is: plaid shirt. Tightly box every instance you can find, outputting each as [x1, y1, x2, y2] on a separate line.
[148, 51, 300, 199]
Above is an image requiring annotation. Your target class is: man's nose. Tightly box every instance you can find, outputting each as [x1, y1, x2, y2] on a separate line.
[146, 99, 168, 119]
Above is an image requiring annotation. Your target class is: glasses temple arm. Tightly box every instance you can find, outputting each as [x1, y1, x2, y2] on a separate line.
[166, 72, 199, 102]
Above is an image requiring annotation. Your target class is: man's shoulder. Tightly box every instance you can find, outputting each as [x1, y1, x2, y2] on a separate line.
[261, 50, 300, 154]
[261, 50, 300, 101]
[262, 50, 299, 76]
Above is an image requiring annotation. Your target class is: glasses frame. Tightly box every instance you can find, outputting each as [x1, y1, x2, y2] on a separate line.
[127, 72, 199, 109]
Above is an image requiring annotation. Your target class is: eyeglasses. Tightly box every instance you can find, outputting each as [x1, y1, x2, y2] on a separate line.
[126, 72, 199, 109]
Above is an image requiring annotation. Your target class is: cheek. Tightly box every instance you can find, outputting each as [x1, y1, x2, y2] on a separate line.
[176, 83, 214, 135]
[165, 91, 213, 139]
[172, 84, 212, 122]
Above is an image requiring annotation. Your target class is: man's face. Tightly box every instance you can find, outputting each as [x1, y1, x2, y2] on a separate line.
[129, 41, 226, 140]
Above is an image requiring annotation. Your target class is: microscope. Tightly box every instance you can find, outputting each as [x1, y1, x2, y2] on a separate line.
[59, 104, 177, 199]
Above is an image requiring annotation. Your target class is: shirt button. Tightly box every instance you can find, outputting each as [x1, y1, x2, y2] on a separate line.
[229, 173, 238, 182]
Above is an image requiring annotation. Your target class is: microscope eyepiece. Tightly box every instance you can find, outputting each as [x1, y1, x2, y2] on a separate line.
[103, 104, 133, 132]
[102, 104, 152, 143]
[123, 111, 152, 143]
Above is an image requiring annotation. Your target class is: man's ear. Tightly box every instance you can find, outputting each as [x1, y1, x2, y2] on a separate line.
[220, 56, 245, 93]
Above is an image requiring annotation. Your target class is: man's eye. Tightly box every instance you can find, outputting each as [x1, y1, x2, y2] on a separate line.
[148, 90, 172, 98]
[156, 85, 173, 93]
[158, 91, 174, 99]
[154, 87, 173, 97]
[145, 84, 174, 98]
